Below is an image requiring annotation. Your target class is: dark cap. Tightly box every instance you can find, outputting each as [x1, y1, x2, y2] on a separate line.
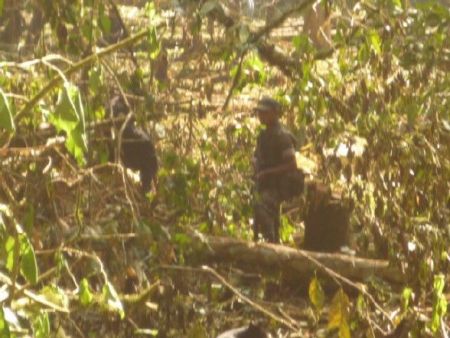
[253, 96, 282, 115]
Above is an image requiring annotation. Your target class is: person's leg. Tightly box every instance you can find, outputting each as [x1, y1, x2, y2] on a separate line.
[254, 189, 281, 243]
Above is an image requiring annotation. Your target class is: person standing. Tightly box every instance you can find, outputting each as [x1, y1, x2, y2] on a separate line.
[252, 97, 303, 243]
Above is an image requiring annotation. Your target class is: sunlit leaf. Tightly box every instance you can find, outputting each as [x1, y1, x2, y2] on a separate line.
[148, 27, 160, 59]
[33, 312, 50, 338]
[50, 82, 87, 166]
[328, 289, 350, 337]
[102, 282, 124, 319]
[401, 287, 413, 311]
[0, 88, 14, 131]
[339, 320, 351, 338]
[5, 236, 15, 272]
[79, 279, 94, 306]
[429, 274, 447, 332]
[280, 215, 295, 242]
[309, 276, 325, 311]
[368, 29, 382, 55]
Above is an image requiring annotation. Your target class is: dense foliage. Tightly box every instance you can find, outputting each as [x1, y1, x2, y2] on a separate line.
[0, 0, 449, 337]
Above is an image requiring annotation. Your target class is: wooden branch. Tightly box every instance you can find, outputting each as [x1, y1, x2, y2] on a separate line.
[249, 0, 315, 44]
[208, 1, 304, 77]
[14, 28, 150, 125]
[195, 236, 403, 284]
[0, 271, 69, 313]
[222, 51, 247, 111]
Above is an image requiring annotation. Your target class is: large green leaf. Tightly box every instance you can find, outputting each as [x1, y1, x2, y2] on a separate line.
[328, 289, 351, 338]
[0, 88, 14, 131]
[50, 82, 87, 166]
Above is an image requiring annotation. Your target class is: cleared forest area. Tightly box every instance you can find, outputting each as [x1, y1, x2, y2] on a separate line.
[0, 0, 449, 337]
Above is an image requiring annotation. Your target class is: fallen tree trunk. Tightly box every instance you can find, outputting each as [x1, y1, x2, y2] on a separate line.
[194, 236, 403, 284]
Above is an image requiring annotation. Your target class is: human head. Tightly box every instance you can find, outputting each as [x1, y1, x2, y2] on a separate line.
[253, 96, 282, 126]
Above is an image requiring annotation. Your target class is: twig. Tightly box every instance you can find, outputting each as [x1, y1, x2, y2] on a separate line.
[249, 0, 316, 44]
[201, 265, 300, 332]
[294, 249, 394, 328]
[222, 51, 247, 111]
[0, 271, 69, 313]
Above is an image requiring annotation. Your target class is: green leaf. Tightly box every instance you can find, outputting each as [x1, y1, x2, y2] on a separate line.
[401, 287, 413, 312]
[328, 289, 350, 337]
[174, 233, 192, 250]
[5, 236, 16, 272]
[368, 29, 382, 55]
[0, 307, 11, 338]
[102, 282, 124, 319]
[50, 83, 87, 166]
[148, 27, 160, 59]
[292, 34, 311, 53]
[0, 0, 4, 16]
[429, 274, 447, 332]
[309, 276, 325, 311]
[79, 279, 94, 306]
[280, 215, 295, 242]
[19, 234, 38, 285]
[98, 4, 112, 34]
[339, 320, 351, 338]
[0, 88, 15, 131]
[33, 312, 50, 338]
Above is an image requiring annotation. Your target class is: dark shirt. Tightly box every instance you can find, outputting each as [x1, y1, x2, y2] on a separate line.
[254, 121, 296, 190]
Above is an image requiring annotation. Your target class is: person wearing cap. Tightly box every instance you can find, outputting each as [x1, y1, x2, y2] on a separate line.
[252, 97, 302, 243]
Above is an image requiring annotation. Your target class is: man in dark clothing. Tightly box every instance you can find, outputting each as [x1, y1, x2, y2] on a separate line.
[252, 97, 303, 243]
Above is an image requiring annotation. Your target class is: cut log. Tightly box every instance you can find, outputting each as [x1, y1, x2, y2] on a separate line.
[194, 236, 403, 284]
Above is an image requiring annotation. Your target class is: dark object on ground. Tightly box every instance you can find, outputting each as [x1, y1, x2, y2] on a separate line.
[303, 182, 350, 252]
[216, 323, 268, 338]
[110, 96, 158, 193]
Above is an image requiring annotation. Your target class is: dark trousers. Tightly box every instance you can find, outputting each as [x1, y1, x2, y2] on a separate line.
[253, 188, 282, 243]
